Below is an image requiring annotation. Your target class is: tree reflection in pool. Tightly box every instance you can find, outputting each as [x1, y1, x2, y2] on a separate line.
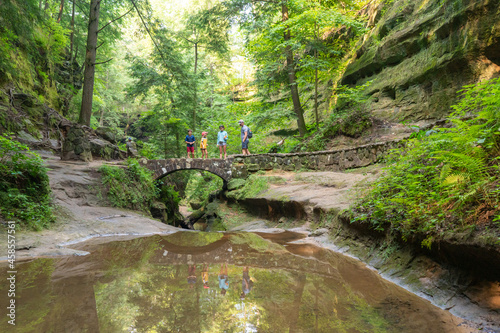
[0, 231, 469, 332]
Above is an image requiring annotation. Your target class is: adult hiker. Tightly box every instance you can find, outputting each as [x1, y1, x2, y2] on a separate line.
[238, 120, 250, 155]
[126, 137, 137, 158]
[217, 125, 228, 159]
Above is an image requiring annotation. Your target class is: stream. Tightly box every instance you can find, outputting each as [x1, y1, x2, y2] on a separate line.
[0, 230, 472, 332]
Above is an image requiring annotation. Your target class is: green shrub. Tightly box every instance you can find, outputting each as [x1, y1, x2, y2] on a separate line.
[226, 174, 270, 200]
[352, 78, 500, 246]
[99, 159, 159, 212]
[0, 135, 54, 230]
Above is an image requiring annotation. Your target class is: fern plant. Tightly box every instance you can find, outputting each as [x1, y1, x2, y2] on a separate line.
[352, 78, 500, 247]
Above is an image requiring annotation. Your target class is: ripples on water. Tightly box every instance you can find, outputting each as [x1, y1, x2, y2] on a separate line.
[0, 231, 466, 332]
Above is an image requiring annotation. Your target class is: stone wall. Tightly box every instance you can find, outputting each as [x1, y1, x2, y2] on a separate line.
[230, 140, 403, 179]
[61, 125, 123, 162]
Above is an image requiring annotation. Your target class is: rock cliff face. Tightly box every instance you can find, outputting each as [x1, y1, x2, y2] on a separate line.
[342, 0, 500, 121]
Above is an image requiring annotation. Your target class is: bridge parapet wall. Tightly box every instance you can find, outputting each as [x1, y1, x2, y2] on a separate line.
[140, 158, 233, 182]
[230, 140, 404, 179]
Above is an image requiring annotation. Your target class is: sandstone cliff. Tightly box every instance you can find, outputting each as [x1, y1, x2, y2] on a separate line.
[342, 0, 500, 121]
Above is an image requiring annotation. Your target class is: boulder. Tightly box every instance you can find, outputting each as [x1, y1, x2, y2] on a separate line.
[95, 127, 117, 144]
[90, 138, 121, 160]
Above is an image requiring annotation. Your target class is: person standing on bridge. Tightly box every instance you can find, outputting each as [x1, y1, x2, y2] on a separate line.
[200, 131, 208, 159]
[239, 120, 250, 155]
[185, 129, 196, 159]
[217, 125, 228, 159]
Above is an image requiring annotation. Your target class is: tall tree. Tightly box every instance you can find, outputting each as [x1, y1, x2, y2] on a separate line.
[281, 2, 307, 136]
[79, 0, 133, 126]
[179, 2, 230, 131]
[79, 0, 101, 126]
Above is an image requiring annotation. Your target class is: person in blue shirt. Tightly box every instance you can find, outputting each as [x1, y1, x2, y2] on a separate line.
[238, 120, 250, 155]
[185, 129, 196, 158]
[217, 125, 228, 159]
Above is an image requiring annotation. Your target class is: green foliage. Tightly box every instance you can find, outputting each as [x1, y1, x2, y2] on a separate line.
[226, 174, 270, 200]
[0, 135, 53, 230]
[99, 159, 160, 212]
[295, 83, 373, 152]
[352, 78, 500, 245]
[183, 171, 223, 206]
[0, 0, 69, 106]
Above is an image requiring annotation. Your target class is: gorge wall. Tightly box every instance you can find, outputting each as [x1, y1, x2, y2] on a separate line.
[343, 0, 500, 122]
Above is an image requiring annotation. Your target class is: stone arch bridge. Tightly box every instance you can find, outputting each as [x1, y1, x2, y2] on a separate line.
[139, 140, 402, 183]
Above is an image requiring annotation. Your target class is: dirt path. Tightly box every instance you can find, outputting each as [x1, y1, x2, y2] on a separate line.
[0, 151, 177, 260]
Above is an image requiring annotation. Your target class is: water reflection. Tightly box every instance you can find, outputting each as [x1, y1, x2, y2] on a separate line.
[0, 231, 468, 332]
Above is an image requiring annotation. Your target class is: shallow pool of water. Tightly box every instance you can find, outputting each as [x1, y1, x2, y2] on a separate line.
[0, 231, 469, 332]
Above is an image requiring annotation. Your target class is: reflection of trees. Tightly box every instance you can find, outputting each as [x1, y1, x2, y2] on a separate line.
[5, 232, 456, 332]
[0, 259, 55, 332]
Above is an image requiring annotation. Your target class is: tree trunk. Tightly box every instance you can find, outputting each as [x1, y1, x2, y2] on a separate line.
[69, 0, 75, 59]
[193, 41, 198, 132]
[314, 20, 319, 130]
[282, 3, 307, 137]
[57, 0, 65, 23]
[79, 0, 101, 126]
[314, 50, 319, 130]
[99, 108, 104, 126]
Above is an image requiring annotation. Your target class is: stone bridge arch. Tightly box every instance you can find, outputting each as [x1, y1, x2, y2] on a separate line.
[140, 158, 233, 183]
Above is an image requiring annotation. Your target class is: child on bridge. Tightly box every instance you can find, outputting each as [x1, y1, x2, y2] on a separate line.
[185, 129, 196, 158]
[200, 132, 208, 159]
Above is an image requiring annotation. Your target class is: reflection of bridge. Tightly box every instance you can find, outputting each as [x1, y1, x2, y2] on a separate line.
[139, 140, 402, 182]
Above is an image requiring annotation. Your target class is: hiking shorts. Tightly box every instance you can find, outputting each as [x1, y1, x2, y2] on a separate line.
[187, 146, 194, 153]
[242, 139, 249, 149]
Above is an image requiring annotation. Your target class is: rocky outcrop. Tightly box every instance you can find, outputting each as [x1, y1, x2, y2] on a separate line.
[61, 125, 123, 162]
[342, 0, 500, 121]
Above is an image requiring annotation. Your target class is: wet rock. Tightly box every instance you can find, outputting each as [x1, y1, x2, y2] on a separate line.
[309, 228, 329, 237]
[150, 201, 168, 222]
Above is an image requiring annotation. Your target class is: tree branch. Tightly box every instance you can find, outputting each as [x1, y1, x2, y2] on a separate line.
[74, 1, 89, 19]
[94, 58, 113, 65]
[177, 35, 196, 45]
[97, 7, 134, 34]
[129, 0, 170, 67]
[96, 40, 105, 50]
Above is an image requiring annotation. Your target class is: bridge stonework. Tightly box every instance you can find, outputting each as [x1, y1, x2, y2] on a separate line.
[230, 140, 403, 179]
[140, 158, 233, 182]
[140, 140, 403, 182]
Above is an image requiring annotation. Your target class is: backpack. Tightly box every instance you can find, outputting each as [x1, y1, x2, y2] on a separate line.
[247, 128, 253, 139]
